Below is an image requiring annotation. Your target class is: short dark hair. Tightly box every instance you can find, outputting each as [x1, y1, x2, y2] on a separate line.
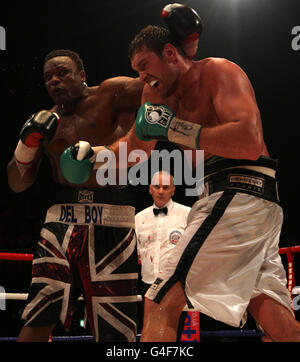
[128, 25, 185, 59]
[44, 49, 85, 72]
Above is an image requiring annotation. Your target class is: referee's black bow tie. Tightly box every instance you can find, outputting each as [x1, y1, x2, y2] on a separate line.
[153, 207, 168, 216]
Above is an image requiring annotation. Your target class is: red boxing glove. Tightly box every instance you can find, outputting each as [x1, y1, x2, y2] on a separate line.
[23, 132, 44, 148]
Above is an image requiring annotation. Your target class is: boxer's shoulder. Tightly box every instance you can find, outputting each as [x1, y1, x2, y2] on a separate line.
[194, 57, 248, 92]
[191, 57, 233, 76]
[198, 57, 246, 78]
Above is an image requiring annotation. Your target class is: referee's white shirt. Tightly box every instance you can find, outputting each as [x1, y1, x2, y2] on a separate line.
[135, 199, 191, 284]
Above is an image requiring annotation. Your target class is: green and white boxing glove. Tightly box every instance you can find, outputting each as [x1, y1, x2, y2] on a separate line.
[135, 102, 202, 149]
[60, 141, 96, 184]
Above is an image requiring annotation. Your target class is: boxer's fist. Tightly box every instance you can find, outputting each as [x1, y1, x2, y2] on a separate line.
[135, 102, 202, 149]
[135, 102, 175, 141]
[71, 141, 95, 162]
[20, 110, 60, 147]
[60, 141, 95, 184]
[161, 3, 203, 59]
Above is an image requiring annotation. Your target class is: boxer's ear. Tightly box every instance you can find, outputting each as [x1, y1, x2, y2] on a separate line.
[162, 43, 177, 63]
[79, 70, 86, 82]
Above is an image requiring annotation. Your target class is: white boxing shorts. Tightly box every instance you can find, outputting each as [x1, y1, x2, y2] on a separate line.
[146, 167, 292, 328]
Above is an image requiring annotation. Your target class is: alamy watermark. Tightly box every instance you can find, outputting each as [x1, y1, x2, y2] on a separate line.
[95, 142, 204, 196]
[0, 26, 6, 50]
[291, 26, 300, 51]
[0, 286, 6, 310]
[292, 286, 300, 311]
[293, 294, 300, 311]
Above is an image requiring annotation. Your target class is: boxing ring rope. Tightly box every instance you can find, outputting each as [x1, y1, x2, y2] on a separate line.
[0, 252, 33, 261]
[279, 246, 300, 296]
[1, 246, 300, 342]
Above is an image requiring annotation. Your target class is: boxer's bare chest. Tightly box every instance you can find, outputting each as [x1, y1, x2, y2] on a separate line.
[44, 113, 111, 160]
[157, 64, 221, 161]
[43, 99, 134, 170]
[162, 67, 220, 129]
[40, 86, 137, 185]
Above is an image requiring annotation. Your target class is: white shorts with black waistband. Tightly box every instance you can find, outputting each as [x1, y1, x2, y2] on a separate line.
[145, 190, 292, 327]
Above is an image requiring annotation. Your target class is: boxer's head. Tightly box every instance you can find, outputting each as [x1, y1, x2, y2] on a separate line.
[128, 25, 184, 59]
[43, 49, 87, 108]
[150, 171, 175, 208]
[129, 26, 186, 97]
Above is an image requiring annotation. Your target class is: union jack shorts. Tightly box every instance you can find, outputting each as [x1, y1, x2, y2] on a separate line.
[21, 203, 138, 342]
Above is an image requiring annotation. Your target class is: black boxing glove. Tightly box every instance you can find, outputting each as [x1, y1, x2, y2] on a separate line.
[14, 110, 60, 165]
[161, 3, 203, 59]
[20, 110, 60, 147]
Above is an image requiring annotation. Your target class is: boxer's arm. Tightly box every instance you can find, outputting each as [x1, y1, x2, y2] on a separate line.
[112, 77, 144, 135]
[93, 120, 157, 169]
[199, 59, 264, 160]
[98, 76, 143, 111]
[93, 81, 156, 168]
[60, 122, 156, 184]
[60, 82, 155, 184]
[134, 59, 264, 160]
[7, 110, 59, 192]
[7, 150, 43, 193]
[94, 76, 143, 138]
[114, 77, 144, 109]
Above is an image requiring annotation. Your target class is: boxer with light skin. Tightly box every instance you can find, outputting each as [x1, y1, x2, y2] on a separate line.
[61, 4, 300, 341]
[129, 25, 300, 343]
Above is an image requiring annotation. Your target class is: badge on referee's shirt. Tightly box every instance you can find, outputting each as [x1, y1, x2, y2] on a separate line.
[169, 230, 182, 245]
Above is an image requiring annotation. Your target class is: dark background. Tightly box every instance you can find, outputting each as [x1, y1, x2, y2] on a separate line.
[0, 0, 300, 340]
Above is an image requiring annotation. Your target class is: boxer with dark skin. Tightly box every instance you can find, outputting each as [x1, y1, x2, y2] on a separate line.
[7, 49, 143, 341]
[7, 50, 143, 192]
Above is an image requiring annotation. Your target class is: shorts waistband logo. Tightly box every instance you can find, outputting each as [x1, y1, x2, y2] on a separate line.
[78, 190, 94, 203]
[228, 174, 265, 195]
